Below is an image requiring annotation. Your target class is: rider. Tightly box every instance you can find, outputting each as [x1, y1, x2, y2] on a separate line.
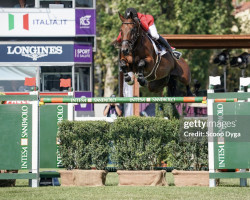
[116, 8, 182, 60]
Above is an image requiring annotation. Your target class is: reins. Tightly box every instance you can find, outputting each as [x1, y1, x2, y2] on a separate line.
[121, 21, 141, 51]
[121, 20, 161, 82]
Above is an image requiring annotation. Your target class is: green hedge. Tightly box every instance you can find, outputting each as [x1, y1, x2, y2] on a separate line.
[58, 120, 111, 170]
[155, 103, 180, 119]
[110, 117, 179, 170]
[58, 118, 208, 171]
[165, 119, 208, 170]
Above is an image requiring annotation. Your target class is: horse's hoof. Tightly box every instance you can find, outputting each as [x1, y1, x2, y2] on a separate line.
[138, 79, 147, 87]
[125, 76, 131, 83]
[139, 80, 145, 86]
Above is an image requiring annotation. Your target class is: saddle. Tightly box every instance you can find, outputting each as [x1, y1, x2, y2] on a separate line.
[146, 34, 167, 57]
[147, 34, 181, 60]
[143, 34, 168, 82]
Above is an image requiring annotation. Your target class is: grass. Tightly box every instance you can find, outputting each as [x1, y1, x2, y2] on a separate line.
[1, 172, 250, 200]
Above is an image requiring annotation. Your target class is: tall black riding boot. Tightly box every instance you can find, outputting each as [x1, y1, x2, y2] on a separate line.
[157, 36, 182, 60]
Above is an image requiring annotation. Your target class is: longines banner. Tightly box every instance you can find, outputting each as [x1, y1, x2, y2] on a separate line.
[0, 8, 96, 37]
[0, 44, 92, 63]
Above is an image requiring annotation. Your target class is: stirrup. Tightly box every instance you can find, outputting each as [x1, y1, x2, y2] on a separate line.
[172, 51, 182, 60]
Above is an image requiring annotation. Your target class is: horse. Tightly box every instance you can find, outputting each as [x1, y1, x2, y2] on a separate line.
[116, 13, 192, 96]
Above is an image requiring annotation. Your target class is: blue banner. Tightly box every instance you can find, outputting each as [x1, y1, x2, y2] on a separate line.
[0, 44, 74, 63]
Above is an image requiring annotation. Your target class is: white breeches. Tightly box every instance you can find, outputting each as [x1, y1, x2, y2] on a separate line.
[148, 24, 159, 40]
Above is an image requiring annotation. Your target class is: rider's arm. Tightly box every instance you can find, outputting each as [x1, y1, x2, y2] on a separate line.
[138, 14, 149, 31]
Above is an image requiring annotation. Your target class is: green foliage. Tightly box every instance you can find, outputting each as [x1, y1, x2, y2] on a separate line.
[58, 120, 111, 170]
[154, 88, 180, 119]
[155, 103, 180, 119]
[0, 92, 5, 104]
[58, 117, 208, 171]
[165, 119, 208, 170]
[170, 0, 238, 35]
[110, 117, 179, 170]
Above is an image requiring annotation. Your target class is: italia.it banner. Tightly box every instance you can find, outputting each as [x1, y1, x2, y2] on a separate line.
[0, 8, 96, 37]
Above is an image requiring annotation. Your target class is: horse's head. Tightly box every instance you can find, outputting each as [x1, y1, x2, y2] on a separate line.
[119, 13, 140, 56]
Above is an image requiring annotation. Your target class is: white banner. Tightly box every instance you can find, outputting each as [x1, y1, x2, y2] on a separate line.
[209, 76, 221, 86]
[240, 77, 250, 86]
[0, 8, 75, 37]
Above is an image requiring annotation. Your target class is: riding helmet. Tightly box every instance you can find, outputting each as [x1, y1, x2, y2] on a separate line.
[124, 8, 138, 19]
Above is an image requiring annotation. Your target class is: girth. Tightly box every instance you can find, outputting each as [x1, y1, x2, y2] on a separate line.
[144, 53, 162, 82]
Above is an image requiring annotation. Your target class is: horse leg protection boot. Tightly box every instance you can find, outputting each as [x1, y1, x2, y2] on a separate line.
[120, 59, 132, 84]
[157, 36, 182, 60]
[137, 59, 147, 86]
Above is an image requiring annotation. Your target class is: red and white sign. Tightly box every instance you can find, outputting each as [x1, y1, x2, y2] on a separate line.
[4, 100, 30, 104]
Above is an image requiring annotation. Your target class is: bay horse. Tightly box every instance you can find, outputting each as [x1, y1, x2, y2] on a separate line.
[117, 13, 192, 96]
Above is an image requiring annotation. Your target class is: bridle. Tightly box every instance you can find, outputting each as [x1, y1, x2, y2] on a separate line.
[121, 21, 141, 51]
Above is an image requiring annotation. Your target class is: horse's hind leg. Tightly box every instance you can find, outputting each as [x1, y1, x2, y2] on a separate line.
[172, 58, 193, 96]
[186, 85, 193, 96]
[148, 77, 168, 93]
[167, 76, 177, 97]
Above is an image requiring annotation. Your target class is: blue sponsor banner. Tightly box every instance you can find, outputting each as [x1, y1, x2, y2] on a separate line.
[0, 44, 74, 63]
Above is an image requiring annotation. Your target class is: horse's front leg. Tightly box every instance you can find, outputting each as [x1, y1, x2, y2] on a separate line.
[137, 59, 147, 86]
[120, 59, 134, 85]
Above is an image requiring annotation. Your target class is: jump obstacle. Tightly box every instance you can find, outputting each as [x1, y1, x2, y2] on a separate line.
[1, 76, 250, 187]
[208, 76, 250, 187]
[40, 96, 237, 104]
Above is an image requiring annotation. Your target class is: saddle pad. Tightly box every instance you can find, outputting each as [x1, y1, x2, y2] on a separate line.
[148, 36, 167, 56]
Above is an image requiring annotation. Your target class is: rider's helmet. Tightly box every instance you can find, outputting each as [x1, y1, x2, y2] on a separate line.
[124, 8, 138, 19]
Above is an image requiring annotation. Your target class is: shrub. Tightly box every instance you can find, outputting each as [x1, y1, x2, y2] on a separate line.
[58, 118, 207, 171]
[165, 119, 208, 170]
[155, 103, 180, 119]
[110, 116, 179, 170]
[58, 120, 111, 170]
